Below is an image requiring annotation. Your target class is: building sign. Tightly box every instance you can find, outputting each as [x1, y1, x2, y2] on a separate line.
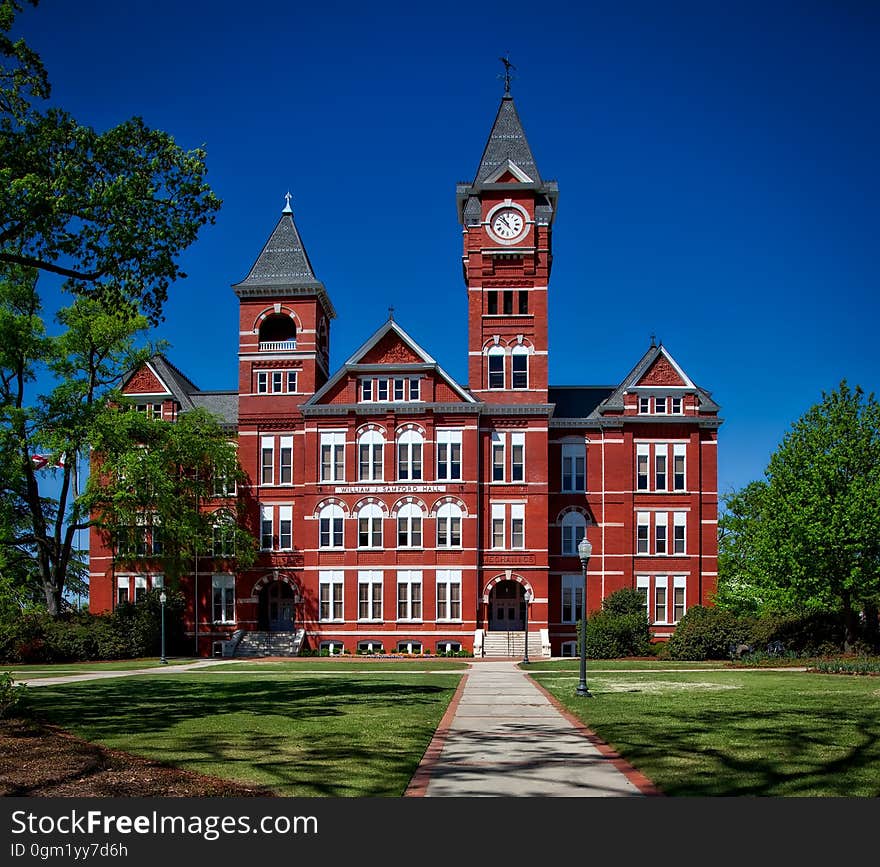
[334, 484, 448, 494]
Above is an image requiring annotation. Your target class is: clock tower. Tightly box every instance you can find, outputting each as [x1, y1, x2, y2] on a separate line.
[457, 91, 558, 404]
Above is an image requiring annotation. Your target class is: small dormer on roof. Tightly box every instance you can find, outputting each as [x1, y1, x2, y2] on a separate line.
[232, 195, 336, 320]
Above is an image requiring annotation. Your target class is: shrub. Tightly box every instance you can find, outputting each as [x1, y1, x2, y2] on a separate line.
[0, 672, 26, 718]
[583, 610, 651, 658]
[667, 606, 753, 660]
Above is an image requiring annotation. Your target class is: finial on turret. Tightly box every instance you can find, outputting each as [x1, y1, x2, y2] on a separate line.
[650, 333, 657, 348]
[388, 305, 395, 322]
[498, 54, 516, 95]
[282, 191, 293, 214]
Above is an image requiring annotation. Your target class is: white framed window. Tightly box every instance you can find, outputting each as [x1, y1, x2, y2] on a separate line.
[673, 575, 687, 622]
[261, 435, 274, 486]
[358, 571, 383, 621]
[491, 432, 505, 482]
[361, 378, 373, 401]
[437, 640, 462, 654]
[377, 378, 389, 401]
[639, 396, 650, 414]
[397, 430, 423, 481]
[260, 504, 273, 550]
[320, 431, 345, 482]
[636, 576, 650, 617]
[319, 503, 345, 549]
[436, 501, 463, 547]
[396, 502, 423, 548]
[560, 640, 577, 657]
[637, 443, 650, 491]
[287, 370, 298, 393]
[655, 511, 668, 554]
[673, 511, 686, 554]
[655, 396, 667, 414]
[212, 573, 235, 624]
[655, 575, 669, 623]
[410, 378, 421, 401]
[436, 570, 462, 621]
[319, 571, 344, 621]
[511, 345, 528, 389]
[511, 432, 525, 482]
[511, 503, 525, 549]
[488, 346, 505, 389]
[671, 396, 682, 414]
[358, 429, 384, 481]
[357, 503, 383, 549]
[397, 640, 423, 654]
[358, 640, 384, 654]
[397, 570, 422, 621]
[320, 640, 345, 655]
[561, 511, 587, 555]
[393, 378, 406, 401]
[152, 574, 164, 589]
[271, 370, 283, 393]
[561, 574, 584, 624]
[278, 505, 293, 550]
[212, 512, 235, 558]
[116, 575, 129, 606]
[561, 442, 585, 492]
[491, 503, 505, 549]
[257, 371, 268, 394]
[673, 443, 686, 491]
[637, 511, 650, 554]
[279, 436, 293, 485]
[655, 444, 668, 491]
[436, 429, 462, 481]
[134, 574, 147, 603]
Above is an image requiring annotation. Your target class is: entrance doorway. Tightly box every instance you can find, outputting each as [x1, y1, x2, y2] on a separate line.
[488, 581, 525, 631]
[259, 581, 295, 631]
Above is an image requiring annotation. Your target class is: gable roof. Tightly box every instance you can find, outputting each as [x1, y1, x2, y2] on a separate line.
[303, 318, 478, 409]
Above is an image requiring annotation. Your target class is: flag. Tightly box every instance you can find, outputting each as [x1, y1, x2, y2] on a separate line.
[30, 453, 65, 470]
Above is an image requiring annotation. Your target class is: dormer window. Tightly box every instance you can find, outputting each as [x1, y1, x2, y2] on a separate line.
[671, 396, 682, 414]
[639, 397, 650, 414]
[360, 377, 422, 403]
[655, 397, 667, 414]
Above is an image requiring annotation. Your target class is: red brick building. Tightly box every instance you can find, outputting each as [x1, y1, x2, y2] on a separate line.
[89, 92, 721, 657]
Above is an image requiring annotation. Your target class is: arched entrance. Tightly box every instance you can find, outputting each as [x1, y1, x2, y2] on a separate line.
[258, 580, 296, 632]
[488, 580, 526, 631]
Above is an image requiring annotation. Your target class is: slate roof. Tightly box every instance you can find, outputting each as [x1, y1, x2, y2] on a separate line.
[189, 392, 239, 426]
[473, 94, 543, 186]
[549, 386, 616, 420]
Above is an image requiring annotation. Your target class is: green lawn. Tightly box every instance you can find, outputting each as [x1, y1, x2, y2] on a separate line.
[531, 668, 880, 796]
[23, 672, 461, 796]
[204, 660, 469, 672]
[3, 659, 194, 679]
[520, 659, 731, 671]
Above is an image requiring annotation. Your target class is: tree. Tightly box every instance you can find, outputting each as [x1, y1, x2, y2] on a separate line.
[84, 407, 256, 583]
[0, 1, 223, 614]
[716, 381, 880, 646]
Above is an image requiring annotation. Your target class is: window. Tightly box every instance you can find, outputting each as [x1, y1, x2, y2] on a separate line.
[397, 571, 422, 621]
[511, 504, 525, 549]
[357, 503, 383, 548]
[396, 502, 423, 548]
[116, 576, 129, 606]
[261, 436, 274, 486]
[655, 396, 667, 414]
[255, 370, 296, 394]
[487, 291, 498, 315]
[257, 371, 268, 393]
[212, 574, 235, 623]
[518, 290, 529, 314]
[134, 575, 147, 603]
[560, 641, 577, 657]
[320, 640, 345, 655]
[152, 574, 164, 589]
[436, 501, 462, 547]
[637, 444, 649, 491]
[655, 576, 668, 623]
[410, 378, 421, 401]
[320, 431, 345, 482]
[491, 432, 505, 482]
[673, 576, 687, 622]
[212, 513, 235, 557]
[561, 442, 585, 492]
[135, 403, 162, 419]
[639, 396, 650, 414]
[673, 512, 686, 554]
[377, 379, 389, 401]
[503, 290, 513, 315]
[488, 347, 505, 389]
[271, 370, 283, 393]
[671, 396, 682, 414]
[213, 465, 236, 497]
[260, 505, 273, 550]
[397, 640, 423, 654]
[436, 429, 462, 481]
[437, 641, 462, 654]
[506, 431, 525, 482]
[287, 370, 298, 393]
[511, 347, 528, 389]
[319, 571, 344, 621]
[319, 503, 345, 548]
[397, 430, 423, 481]
[561, 511, 587, 556]
[393, 378, 405, 401]
[358, 640, 384, 654]
[358, 571, 383, 621]
[673, 444, 686, 490]
[655, 512, 668, 555]
[436, 570, 462, 620]
[361, 379, 372, 401]
[636, 576, 650, 617]
[358, 430, 384, 482]
[491, 503, 505, 549]
[561, 574, 584, 624]
[279, 505, 293, 550]
[655, 444, 667, 491]
[280, 436, 293, 485]
[637, 512, 650, 554]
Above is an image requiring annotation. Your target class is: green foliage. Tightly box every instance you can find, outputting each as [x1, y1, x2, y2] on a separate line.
[0, 670, 25, 718]
[577, 589, 652, 659]
[812, 658, 880, 676]
[667, 606, 753, 660]
[601, 587, 650, 617]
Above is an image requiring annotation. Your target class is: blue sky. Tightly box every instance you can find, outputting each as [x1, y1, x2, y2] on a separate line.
[19, 0, 880, 497]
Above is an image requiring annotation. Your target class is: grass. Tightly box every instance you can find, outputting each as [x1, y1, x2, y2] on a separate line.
[22, 672, 461, 796]
[530, 668, 880, 796]
[204, 659, 469, 672]
[520, 659, 731, 671]
[3, 659, 194, 679]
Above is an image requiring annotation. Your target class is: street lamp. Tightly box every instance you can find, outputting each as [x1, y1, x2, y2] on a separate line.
[576, 536, 593, 697]
[523, 588, 533, 665]
[159, 591, 168, 665]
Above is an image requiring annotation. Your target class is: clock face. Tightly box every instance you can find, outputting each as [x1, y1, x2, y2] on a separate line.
[490, 208, 525, 241]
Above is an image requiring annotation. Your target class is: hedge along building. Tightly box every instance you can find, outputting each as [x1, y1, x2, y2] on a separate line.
[88, 88, 722, 657]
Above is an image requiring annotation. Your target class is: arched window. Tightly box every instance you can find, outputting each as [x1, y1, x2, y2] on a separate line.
[397, 502, 423, 548]
[357, 503, 384, 549]
[319, 503, 345, 549]
[212, 511, 236, 558]
[488, 345, 505, 389]
[258, 314, 296, 346]
[511, 345, 529, 390]
[358, 430, 384, 481]
[561, 511, 587, 556]
[436, 502, 463, 548]
[397, 430, 423, 481]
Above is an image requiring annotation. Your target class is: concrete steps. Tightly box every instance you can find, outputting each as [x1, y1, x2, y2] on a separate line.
[482, 630, 545, 659]
[233, 629, 305, 657]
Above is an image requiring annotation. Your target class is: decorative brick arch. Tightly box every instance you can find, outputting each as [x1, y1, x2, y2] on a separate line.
[482, 571, 534, 603]
[395, 422, 426, 438]
[314, 497, 350, 518]
[250, 305, 302, 334]
[555, 505, 591, 526]
[356, 422, 387, 438]
[429, 496, 469, 518]
[390, 496, 428, 518]
[352, 497, 390, 517]
[250, 570, 301, 598]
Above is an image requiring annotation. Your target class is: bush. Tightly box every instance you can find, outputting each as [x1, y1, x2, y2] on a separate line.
[0, 672, 26, 718]
[667, 606, 753, 660]
[578, 589, 652, 659]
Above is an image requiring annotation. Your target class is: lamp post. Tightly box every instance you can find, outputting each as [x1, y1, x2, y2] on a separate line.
[159, 591, 168, 665]
[523, 588, 533, 665]
[576, 536, 592, 697]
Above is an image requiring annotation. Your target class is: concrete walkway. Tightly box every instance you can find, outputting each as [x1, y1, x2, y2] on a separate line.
[14, 659, 231, 687]
[406, 660, 658, 797]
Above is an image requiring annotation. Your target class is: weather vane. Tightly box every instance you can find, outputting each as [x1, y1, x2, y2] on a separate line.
[283, 191, 292, 213]
[498, 55, 516, 94]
